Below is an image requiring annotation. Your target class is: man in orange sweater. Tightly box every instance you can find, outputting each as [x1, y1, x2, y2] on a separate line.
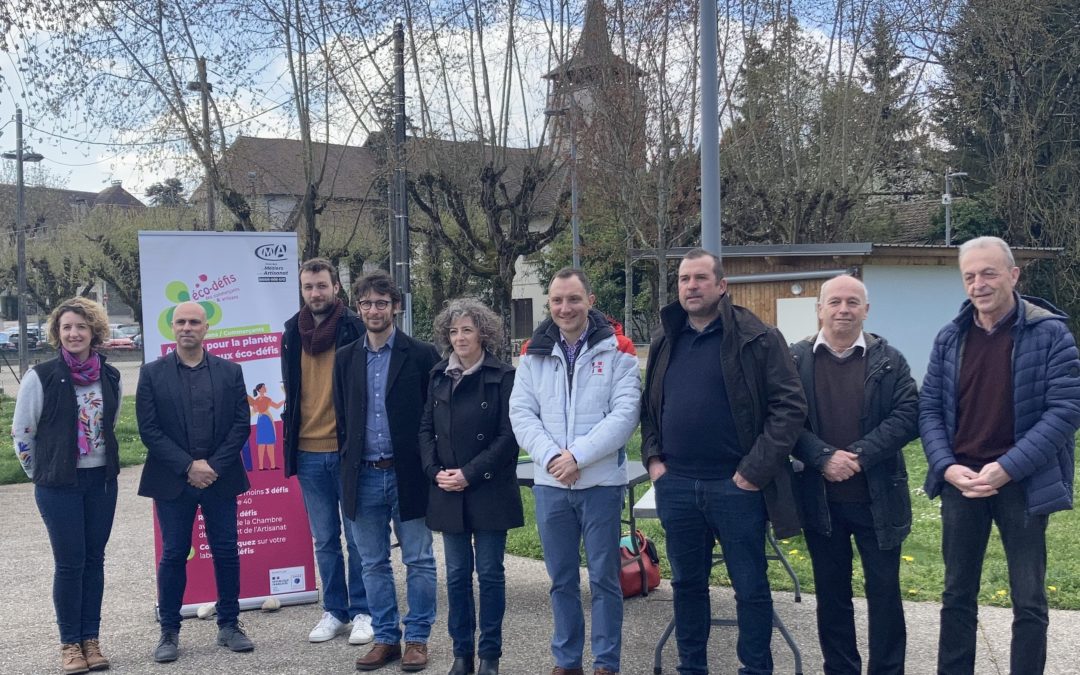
[281, 258, 373, 645]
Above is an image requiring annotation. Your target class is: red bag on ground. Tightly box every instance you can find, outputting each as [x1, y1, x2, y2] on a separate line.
[619, 530, 661, 598]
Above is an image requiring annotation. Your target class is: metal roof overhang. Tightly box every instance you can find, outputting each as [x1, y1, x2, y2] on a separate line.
[629, 244, 873, 262]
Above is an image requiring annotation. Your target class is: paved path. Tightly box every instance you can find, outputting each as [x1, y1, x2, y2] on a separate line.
[2, 467, 1079, 674]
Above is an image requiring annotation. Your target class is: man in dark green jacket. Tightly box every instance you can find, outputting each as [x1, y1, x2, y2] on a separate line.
[789, 275, 918, 675]
[640, 248, 805, 675]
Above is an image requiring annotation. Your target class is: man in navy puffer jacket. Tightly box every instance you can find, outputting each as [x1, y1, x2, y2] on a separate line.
[920, 236, 1080, 675]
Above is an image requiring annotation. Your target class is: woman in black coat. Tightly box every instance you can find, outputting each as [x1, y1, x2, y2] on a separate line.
[419, 298, 523, 675]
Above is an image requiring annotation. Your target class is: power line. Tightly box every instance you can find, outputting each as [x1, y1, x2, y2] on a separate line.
[23, 126, 189, 147]
[24, 126, 189, 147]
[23, 96, 297, 149]
[42, 154, 126, 167]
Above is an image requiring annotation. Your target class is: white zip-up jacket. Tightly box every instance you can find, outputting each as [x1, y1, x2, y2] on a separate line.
[510, 311, 641, 489]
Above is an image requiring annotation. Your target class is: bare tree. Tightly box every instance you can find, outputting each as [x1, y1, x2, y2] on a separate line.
[14, 1, 262, 229]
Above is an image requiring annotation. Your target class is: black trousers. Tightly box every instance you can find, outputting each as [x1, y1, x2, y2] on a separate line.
[938, 482, 1048, 675]
[804, 501, 905, 675]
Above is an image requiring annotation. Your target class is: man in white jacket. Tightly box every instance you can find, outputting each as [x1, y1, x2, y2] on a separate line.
[510, 268, 641, 675]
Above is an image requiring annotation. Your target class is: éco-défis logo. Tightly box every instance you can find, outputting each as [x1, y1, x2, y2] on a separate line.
[156, 274, 233, 339]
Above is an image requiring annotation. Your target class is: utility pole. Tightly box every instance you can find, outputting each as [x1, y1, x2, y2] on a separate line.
[393, 22, 412, 334]
[569, 116, 580, 268]
[14, 109, 28, 376]
[699, 0, 721, 255]
[188, 57, 215, 230]
[3, 109, 44, 376]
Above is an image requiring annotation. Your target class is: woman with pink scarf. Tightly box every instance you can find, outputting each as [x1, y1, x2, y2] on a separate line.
[12, 298, 122, 674]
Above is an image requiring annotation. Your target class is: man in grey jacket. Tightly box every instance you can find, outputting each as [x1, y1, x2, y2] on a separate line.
[510, 268, 640, 675]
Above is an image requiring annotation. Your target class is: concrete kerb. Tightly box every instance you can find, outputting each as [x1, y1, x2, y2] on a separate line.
[2, 467, 1079, 674]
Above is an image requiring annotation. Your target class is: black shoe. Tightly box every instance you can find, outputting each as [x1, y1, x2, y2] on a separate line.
[477, 658, 499, 675]
[449, 655, 475, 675]
[153, 632, 179, 663]
[216, 622, 254, 652]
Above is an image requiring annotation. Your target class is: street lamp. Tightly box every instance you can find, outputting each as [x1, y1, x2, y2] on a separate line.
[943, 167, 967, 246]
[2, 108, 45, 376]
[545, 105, 581, 269]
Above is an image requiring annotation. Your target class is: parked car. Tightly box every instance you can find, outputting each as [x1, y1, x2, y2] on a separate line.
[2, 327, 41, 351]
[103, 328, 136, 350]
[114, 323, 141, 338]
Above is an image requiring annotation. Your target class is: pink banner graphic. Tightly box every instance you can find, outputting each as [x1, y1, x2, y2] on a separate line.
[151, 421, 317, 612]
[139, 232, 317, 618]
[158, 332, 283, 364]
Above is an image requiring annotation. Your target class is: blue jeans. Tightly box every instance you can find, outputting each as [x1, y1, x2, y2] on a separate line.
[35, 467, 118, 645]
[443, 530, 508, 659]
[803, 501, 905, 675]
[296, 450, 369, 622]
[348, 466, 436, 644]
[938, 482, 1048, 675]
[654, 473, 772, 675]
[533, 484, 624, 672]
[155, 485, 241, 632]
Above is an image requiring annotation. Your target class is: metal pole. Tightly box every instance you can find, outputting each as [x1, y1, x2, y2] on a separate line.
[944, 167, 952, 246]
[699, 0, 721, 256]
[14, 108, 28, 375]
[623, 246, 633, 342]
[198, 57, 215, 231]
[570, 123, 580, 268]
[394, 22, 412, 334]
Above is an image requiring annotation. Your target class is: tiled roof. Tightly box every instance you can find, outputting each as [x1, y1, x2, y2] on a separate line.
[0, 182, 137, 235]
[92, 182, 146, 209]
[209, 134, 565, 218]
[205, 135, 383, 202]
[860, 198, 950, 244]
[404, 136, 565, 216]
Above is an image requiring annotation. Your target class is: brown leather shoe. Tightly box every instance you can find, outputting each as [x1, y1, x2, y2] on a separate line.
[551, 669, 585, 675]
[61, 644, 89, 675]
[356, 642, 401, 671]
[593, 669, 617, 675]
[81, 639, 110, 671]
[401, 642, 429, 671]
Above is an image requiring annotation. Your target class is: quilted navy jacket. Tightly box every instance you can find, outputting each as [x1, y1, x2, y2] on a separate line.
[919, 293, 1080, 515]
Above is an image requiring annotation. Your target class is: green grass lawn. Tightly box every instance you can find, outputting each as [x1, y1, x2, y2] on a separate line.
[508, 431, 1080, 611]
[0, 395, 145, 485]
[4, 393, 1079, 609]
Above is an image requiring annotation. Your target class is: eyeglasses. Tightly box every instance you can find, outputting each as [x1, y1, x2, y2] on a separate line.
[358, 299, 392, 310]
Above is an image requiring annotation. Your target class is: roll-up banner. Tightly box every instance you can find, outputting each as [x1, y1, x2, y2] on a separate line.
[138, 231, 317, 617]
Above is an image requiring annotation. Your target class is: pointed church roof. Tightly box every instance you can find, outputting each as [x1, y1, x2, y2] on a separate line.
[543, 0, 643, 82]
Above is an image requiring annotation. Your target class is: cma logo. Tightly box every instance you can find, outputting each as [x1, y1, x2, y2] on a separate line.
[255, 243, 287, 261]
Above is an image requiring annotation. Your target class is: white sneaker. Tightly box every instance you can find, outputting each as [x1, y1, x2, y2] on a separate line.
[348, 613, 374, 645]
[309, 612, 350, 643]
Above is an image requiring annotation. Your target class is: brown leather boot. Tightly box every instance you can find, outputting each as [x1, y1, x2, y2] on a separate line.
[80, 639, 110, 671]
[402, 642, 429, 671]
[61, 644, 89, 675]
[551, 669, 584, 675]
[356, 642, 401, 671]
[593, 669, 617, 675]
